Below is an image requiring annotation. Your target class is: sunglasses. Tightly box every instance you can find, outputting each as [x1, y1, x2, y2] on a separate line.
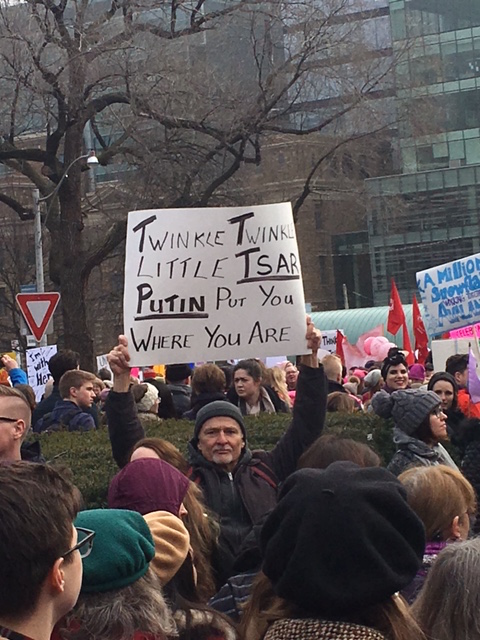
[63, 527, 95, 559]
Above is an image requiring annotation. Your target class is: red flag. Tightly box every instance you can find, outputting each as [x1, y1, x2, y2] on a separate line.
[336, 330, 345, 365]
[402, 322, 414, 365]
[387, 279, 405, 336]
[412, 296, 429, 364]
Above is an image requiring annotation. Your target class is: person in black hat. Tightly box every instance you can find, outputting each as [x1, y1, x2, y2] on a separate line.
[240, 463, 426, 640]
[105, 317, 327, 583]
[372, 388, 458, 477]
[242, 462, 425, 640]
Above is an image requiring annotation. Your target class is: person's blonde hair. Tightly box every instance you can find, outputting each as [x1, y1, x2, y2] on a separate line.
[412, 538, 480, 640]
[399, 465, 476, 541]
[326, 391, 357, 413]
[321, 354, 343, 382]
[269, 367, 291, 408]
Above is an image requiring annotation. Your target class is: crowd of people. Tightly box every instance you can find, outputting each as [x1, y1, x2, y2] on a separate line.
[2, 321, 480, 640]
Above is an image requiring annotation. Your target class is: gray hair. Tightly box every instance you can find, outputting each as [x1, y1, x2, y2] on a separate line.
[62, 568, 177, 639]
[412, 538, 480, 640]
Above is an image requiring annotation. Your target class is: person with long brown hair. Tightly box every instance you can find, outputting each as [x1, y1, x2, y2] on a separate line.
[240, 463, 426, 640]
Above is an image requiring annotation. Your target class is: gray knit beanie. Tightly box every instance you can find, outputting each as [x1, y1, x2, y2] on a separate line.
[194, 400, 246, 442]
[371, 389, 441, 436]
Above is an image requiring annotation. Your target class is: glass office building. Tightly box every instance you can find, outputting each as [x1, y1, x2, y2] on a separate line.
[366, 0, 480, 305]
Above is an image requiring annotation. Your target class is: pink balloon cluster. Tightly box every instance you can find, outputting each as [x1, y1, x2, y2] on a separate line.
[363, 336, 397, 361]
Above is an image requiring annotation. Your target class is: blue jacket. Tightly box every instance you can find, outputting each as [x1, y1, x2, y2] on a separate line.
[9, 367, 28, 386]
[33, 400, 95, 433]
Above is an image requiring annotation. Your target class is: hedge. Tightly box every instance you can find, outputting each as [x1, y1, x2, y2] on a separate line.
[35, 412, 399, 509]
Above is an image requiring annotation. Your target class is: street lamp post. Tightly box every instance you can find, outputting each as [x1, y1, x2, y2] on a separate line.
[31, 151, 98, 346]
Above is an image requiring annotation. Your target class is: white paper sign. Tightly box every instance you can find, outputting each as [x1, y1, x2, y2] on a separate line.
[26, 345, 57, 402]
[124, 203, 307, 366]
[96, 354, 113, 377]
[417, 252, 480, 336]
[321, 330, 343, 354]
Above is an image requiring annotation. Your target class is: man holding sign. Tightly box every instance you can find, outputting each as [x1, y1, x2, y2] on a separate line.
[105, 317, 326, 582]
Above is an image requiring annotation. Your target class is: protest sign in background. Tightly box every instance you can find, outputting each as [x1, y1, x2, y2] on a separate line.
[26, 345, 57, 402]
[417, 252, 480, 336]
[124, 203, 307, 366]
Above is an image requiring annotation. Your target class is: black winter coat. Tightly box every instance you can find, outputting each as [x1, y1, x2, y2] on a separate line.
[456, 419, 480, 534]
[106, 365, 327, 582]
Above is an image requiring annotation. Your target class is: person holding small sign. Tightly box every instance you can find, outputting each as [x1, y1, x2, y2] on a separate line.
[105, 316, 327, 583]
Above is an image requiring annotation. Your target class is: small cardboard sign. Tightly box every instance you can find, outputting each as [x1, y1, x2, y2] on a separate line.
[123, 203, 307, 365]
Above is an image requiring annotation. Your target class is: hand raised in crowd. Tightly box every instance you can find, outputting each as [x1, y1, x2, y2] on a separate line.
[300, 315, 321, 368]
[1, 354, 17, 372]
[107, 335, 131, 392]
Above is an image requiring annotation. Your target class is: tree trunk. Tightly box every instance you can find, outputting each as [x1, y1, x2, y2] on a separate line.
[47, 124, 96, 371]
[59, 265, 95, 371]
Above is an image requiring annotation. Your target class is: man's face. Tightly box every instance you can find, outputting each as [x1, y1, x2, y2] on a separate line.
[455, 369, 468, 389]
[71, 383, 96, 410]
[197, 416, 245, 472]
[0, 398, 27, 461]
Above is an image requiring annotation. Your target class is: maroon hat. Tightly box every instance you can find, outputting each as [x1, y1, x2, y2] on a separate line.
[108, 458, 189, 516]
[408, 364, 426, 382]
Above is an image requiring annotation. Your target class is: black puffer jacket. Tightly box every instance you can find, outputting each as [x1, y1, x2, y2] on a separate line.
[183, 391, 226, 420]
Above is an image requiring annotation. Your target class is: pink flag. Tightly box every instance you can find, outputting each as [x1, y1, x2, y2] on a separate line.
[342, 339, 368, 372]
[468, 350, 480, 404]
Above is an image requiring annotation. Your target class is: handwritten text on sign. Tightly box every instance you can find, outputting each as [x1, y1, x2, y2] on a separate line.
[417, 252, 480, 336]
[26, 345, 57, 402]
[124, 204, 307, 365]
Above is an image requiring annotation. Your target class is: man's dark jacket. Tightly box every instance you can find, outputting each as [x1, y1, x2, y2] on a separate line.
[32, 385, 99, 430]
[106, 364, 327, 580]
[327, 379, 347, 394]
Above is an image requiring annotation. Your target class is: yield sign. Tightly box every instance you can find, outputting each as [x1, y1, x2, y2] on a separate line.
[16, 293, 61, 342]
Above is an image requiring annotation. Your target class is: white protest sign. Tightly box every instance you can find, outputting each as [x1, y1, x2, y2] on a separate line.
[416, 252, 480, 336]
[321, 330, 343, 354]
[124, 203, 307, 366]
[96, 354, 113, 377]
[26, 345, 57, 402]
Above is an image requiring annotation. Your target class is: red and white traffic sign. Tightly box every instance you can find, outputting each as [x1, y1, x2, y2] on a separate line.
[16, 293, 61, 342]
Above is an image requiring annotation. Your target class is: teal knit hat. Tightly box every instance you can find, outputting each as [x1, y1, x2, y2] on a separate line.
[75, 509, 155, 593]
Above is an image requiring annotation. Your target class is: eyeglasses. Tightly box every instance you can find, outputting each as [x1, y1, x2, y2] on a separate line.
[431, 407, 444, 417]
[0, 416, 18, 423]
[63, 527, 95, 559]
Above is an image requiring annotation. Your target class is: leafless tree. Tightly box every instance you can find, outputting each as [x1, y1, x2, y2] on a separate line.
[0, 0, 403, 368]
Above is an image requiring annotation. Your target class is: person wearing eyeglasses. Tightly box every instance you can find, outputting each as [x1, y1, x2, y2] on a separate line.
[372, 388, 459, 477]
[0, 384, 41, 463]
[0, 462, 87, 640]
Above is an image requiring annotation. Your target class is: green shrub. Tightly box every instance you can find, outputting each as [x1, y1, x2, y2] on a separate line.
[35, 412, 396, 509]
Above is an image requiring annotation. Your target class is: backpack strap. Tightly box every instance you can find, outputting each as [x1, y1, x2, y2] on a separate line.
[250, 460, 278, 490]
[187, 466, 202, 485]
